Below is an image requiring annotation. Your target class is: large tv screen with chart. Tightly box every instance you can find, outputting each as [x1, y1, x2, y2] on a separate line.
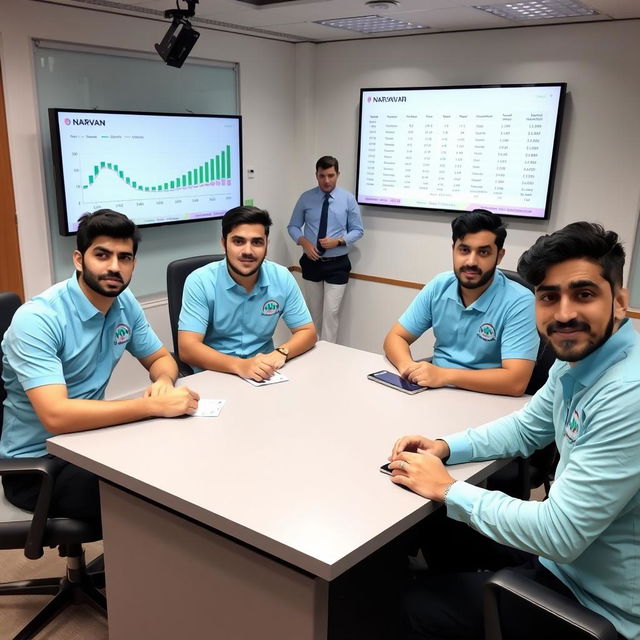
[356, 84, 566, 220]
[49, 109, 242, 235]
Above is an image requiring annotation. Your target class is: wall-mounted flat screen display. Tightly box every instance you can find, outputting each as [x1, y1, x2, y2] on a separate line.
[356, 84, 566, 220]
[49, 109, 242, 235]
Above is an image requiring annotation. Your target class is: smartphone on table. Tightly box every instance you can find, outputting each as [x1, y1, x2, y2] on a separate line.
[367, 370, 428, 395]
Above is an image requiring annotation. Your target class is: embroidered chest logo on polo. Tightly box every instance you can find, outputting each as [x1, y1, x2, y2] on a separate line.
[564, 409, 581, 443]
[114, 324, 131, 345]
[477, 323, 496, 342]
[261, 300, 280, 316]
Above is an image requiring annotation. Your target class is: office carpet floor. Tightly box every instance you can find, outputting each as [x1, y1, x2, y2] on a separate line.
[0, 541, 107, 639]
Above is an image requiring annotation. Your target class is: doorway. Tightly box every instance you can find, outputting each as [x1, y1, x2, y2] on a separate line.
[0, 63, 24, 300]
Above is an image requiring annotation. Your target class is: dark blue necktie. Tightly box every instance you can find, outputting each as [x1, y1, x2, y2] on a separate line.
[317, 193, 330, 255]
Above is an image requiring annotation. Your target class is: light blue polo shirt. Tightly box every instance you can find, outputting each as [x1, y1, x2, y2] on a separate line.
[399, 269, 538, 368]
[178, 259, 312, 371]
[0, 276, 162, 459]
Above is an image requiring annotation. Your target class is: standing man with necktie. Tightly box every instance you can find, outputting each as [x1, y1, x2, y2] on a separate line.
[287, 156, 364, 343]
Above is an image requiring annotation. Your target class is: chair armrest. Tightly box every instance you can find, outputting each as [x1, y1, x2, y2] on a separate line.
[484, 569, 619, 640]
[0, 456, 58, 559]
[515, 456, 532, 501]
[0, 456, 57, 476]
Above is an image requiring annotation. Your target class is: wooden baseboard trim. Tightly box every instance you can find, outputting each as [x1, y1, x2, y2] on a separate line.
[288, 265, 640, 319]
[288, 265, 424, 291]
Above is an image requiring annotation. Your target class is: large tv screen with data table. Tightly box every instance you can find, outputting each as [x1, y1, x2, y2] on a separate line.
[49, 109, 242, 235]
[356, 84, 566, 220]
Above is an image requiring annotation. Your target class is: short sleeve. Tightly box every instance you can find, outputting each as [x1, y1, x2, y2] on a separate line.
[3, 306, 66, 391]
[178, 269, 212, 335]
[281, 271, 312, 329]
[500, 292, 539, 361]
[398, 284, 434, 338]
[124, 295, 163, 358]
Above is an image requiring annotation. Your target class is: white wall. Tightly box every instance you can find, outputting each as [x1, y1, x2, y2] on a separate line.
[2, 9, 639, 394]
[0, 2, 298, 396]
[296, 20, 640, 352]
[0, 1, 297, 298]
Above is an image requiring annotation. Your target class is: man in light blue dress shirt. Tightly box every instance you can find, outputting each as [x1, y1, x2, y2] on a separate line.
[388, 222, 638, 640]
[288, 156, 364, 343]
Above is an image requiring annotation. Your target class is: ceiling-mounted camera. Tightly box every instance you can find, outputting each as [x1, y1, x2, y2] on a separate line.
[155, 0, 200, 69]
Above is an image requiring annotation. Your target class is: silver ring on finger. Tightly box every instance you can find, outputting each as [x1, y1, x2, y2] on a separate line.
[400, 460, 406, 470]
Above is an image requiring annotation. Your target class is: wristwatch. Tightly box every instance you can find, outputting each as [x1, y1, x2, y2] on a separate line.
[337, 238, 345, 247]
[275, 346, 289, 360]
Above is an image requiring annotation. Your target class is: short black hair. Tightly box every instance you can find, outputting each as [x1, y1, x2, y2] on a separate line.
[517, 221, 625, 289]
[76, 209, 140, 255]
[451, 209, 507, 250]
[221, 206, 272, 239]
[316, 156, 339, 173]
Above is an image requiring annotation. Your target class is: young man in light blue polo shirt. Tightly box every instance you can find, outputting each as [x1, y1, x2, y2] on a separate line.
[1, 210, 199, 523]
[388, 222, 639, 640]
[384, 210, 539, 396]
[179, 206, 317, 381]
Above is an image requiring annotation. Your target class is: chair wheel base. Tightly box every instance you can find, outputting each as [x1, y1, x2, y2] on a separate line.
[3, 571, 107, 640]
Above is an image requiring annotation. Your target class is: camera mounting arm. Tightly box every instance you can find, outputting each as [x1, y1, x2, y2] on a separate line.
[164, 0, 198, 21]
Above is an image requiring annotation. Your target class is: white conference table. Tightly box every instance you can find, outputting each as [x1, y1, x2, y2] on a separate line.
[48, 341, 528, 640]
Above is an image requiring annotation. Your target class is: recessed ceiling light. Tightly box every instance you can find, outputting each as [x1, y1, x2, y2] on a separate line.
[365, 0, 401, 9]
[473, 0, 599, 20]
[315, 14, 426, 34]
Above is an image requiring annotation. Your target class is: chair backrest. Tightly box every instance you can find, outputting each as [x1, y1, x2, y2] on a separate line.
[500, 269, 555, 395]
[0, 292, 22, 433]
[500, 268, 530, 292]
[166, 255, 224, 363]
[485, 569, 619, 640]
[524, 342, 556, 396]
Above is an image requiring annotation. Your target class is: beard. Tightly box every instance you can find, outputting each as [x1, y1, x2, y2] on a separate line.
[545, 312, 615, 362]
[226, 254, 264, 279]
[80, 262, 129, 298]
[455, 262, 498, 290]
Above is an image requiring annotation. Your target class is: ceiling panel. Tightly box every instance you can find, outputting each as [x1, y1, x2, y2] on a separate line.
[188, 0, 455, 27]
[587, 0, 640, 18]
[388, 7, 513, 30]
[31, 0, 640, 41]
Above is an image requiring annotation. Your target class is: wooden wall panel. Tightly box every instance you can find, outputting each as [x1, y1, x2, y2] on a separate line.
[0, 64, 24, 300]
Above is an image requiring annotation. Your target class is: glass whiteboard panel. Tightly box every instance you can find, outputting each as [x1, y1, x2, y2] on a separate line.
[34, 43, 237, 296]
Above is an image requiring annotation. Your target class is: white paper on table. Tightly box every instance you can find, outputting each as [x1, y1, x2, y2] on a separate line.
[193, 399, 225, 417]
[243, 371, 289, 387]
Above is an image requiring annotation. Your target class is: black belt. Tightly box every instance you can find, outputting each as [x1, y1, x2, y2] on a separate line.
[317, 254, 346, 262]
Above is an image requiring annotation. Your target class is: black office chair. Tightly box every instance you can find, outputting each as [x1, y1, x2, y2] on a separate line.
[484, 569, 619, 640]
[500, 268, 556, 395]
[486, 270, 559, 500]
[0, 291, 106, 640]
[166, 254, 224, 377]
